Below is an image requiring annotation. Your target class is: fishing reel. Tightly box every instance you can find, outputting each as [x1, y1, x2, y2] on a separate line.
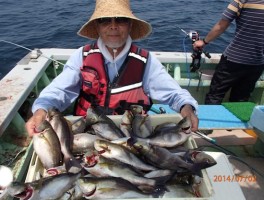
[187, 31, 211, 72]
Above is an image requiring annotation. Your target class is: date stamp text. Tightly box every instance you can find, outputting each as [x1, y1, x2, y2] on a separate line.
[213, 175, 257, 183]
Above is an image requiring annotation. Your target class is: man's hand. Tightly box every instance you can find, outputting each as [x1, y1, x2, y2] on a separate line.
[193, 39, 206, 51]
[180, 104, 199, 132]
[25, 109, 47, 137]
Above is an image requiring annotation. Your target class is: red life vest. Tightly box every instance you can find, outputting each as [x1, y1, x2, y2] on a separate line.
[74, 43, 152, 116]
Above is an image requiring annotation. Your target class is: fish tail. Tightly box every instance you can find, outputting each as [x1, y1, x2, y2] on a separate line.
[64, 156, 82, 174]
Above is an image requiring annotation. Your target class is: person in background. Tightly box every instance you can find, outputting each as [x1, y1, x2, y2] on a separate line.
[193, 0, 264, 104]
[25, 0, 198, 136]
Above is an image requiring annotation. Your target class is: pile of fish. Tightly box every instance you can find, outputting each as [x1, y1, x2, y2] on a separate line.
[0, 105, 217, 200]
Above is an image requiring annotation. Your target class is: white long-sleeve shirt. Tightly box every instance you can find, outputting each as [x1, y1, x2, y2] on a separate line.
[32, 36, 198, 114]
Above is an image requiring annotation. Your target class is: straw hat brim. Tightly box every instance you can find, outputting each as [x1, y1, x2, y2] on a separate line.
[78, 17, 152, 41]
[77, 0, 152, 40]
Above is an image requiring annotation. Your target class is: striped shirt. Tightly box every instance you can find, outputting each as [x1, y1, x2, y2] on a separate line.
[223, 0, 264, 65]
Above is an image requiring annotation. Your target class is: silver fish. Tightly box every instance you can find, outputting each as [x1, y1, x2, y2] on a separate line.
[76, 177, 154, 199]
[33, 120, 63, 169]
[86, 107, 126, 139]
[47, 108, 82, 173]
[144, 169, 175, 184]
[132, 114, 153, 138]
[111, 137, 140, 155]
[136, 117, 192, 148]
[131, 140, 202, 173]
[119, 110, 133, 137]
[91, 122, 124, 140]
[94, 139, 157, 171]
[83, 155, 157, 193]
[6, 172, 81, 200]
[71, 117, 86, 134]
[0, 187, 12, 200]
[182, 150, 217, 170]
[154, 117, 192, 134]
[72, 133, 102, 155]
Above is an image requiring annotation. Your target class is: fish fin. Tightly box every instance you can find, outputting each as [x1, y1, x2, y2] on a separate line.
[64, 156, 82, 173]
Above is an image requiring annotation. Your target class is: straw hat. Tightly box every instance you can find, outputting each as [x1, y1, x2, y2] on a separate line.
[77, 0, 152, 40]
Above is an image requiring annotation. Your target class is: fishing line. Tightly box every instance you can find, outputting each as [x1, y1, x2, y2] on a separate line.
[178, 26, 193, 88]
[182, 36, 192, 88]
[0, 39, 65, 66]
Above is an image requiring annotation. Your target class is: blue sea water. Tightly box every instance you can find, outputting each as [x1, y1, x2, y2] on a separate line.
[0, 0, 233, 79]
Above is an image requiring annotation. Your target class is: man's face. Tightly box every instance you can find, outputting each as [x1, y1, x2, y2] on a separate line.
[96, 17, 132, 49]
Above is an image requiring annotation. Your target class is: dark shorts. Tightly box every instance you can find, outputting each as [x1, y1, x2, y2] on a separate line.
[205, 55, 264, 104]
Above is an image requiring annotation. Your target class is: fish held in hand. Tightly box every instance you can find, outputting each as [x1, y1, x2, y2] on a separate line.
[33, 120, 63, 170]
[47, 108, 82, 173]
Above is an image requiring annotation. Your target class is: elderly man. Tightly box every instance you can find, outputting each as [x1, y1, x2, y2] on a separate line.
[26, 0, 198, 136]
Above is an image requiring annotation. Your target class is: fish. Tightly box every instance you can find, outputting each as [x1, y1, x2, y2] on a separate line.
[91, 122, 125, 140]
[130, 105, 153, 138]
[119, 110, 133, 137]
[43, 165, 67, 177]
[71, 117, 87, 134]
[6, 172, 81, 200]
[182, 150, 217, 171]
[47, 108, 82, 173]
[130, 139, 210, 174]
[33, 120, 63, 169]
[83, 154, 158, 193]
[94, 139, 157, 171]
[144, 169, 175, 184]
[72, 132, 102, 155]
[167, 173, 203, 197]
[86, 107, 126, 140]
[76, 177, 158, 199]
[154, 117, 192, 134]
[135, 117, 192, 148]
[132, 113, 153, 138]
[111, 137, 140, 155]
[130, 105, 144, 115]
[0, 187, 12, 200]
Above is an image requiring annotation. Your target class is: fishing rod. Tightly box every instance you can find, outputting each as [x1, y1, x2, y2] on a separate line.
[177, 27, 211, 72]
[0, 39, 65, 66]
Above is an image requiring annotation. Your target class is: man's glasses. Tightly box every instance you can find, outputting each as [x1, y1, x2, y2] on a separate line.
[97, 17, 130, 25]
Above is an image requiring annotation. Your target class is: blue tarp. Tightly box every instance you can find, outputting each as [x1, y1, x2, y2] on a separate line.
[149, 104, 251, 129]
